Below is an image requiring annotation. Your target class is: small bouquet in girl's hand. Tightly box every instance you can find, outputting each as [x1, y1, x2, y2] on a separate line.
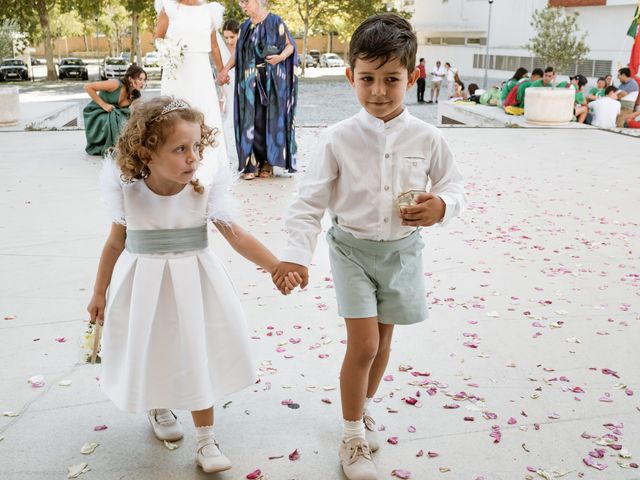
[155, 38, 186, 79]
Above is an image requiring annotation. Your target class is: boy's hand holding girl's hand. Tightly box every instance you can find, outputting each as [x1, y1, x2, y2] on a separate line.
[400, 193, 446, 227]
[272, 261, 309, 295]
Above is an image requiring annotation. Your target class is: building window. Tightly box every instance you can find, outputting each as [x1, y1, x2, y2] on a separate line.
[466, 37, 487, 46]
[442, 37, 465, 45]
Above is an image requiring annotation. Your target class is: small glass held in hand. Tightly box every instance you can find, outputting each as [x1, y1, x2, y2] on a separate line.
[396, 190, 426, 214]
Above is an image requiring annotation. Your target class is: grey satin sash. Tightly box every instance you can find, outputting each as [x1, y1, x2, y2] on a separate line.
[125, 224, 208, 254]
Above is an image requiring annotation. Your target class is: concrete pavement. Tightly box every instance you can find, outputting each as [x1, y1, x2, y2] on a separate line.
[0, 126, 639, 480]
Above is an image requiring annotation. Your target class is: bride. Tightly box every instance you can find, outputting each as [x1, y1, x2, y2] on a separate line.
[154, 0, 229, 169]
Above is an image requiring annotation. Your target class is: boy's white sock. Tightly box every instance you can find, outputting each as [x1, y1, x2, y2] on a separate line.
[342, 418, 365, 442]
[195, 425, 215, 443]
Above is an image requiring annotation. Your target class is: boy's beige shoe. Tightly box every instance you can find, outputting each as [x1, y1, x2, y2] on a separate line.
[196, 439, 232, 473]
[339, 438, 378, 480]
[363, 412, 380, 452]
[147, 409, 183, 441]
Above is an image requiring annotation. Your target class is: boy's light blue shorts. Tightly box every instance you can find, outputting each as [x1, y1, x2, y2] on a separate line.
[326, 225, 428, 325]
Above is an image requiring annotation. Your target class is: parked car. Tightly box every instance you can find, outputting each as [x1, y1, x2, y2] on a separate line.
[308, 49, 321, 64]
[319, 53, 344, 68]
[58, 57, 88, 80]
[0, 58, 30, 81]
[99, 57, 129, 80]
[143, 52, 159, 68]
[298, 54, 316, 68]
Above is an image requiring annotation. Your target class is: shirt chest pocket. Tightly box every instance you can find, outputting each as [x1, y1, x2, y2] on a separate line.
[393, 154, 430, 192]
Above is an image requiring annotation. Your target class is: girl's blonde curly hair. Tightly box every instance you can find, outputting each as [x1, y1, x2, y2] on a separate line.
[114, 96, 218, 193]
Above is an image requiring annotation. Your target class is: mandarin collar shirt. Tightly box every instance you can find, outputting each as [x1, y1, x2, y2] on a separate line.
[282, 108, 466, 267]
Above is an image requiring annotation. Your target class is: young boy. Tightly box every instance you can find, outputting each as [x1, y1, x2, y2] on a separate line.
[273, 13, 466, 480]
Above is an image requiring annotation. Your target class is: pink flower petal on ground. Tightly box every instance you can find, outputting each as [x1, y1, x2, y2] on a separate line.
[427, 451, 439, 458]
[318, 354, 329, 359]
[321, 398, 332, 404]
[626, 388, 634, 396]
[246, 469, 262, 479]
[483, 411, 497, 420]
[464, 416, 475, 422]
[410, 371, 430, 377]
[383, 375, 394, 382]
[289, 338, 301, 344]
[407, 425, 416, 433]
[416, 449, 424, 457]
[571, 386, 585, 393]
[54, 337, 66, 343]
[443, 403, 460, 409]
[583, 457, 608, 470]
[387, 436, 399, 445]
[589, 448, 606, 458]
[391, 469, 412, 479]
[93, 425, 108, 431]
[404, 397, 418, 405]
[316, 303, 328, 311]
[276, 347, 286, 353]
[288, 449, 300, 461]
[490, 425, 501, 443]
[281, 399, 293, 405]
[507, 417, 517, 425]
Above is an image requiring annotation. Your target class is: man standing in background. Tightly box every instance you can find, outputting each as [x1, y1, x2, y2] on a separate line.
[417, 58, 427, 103]
[428, 60, 445, 103]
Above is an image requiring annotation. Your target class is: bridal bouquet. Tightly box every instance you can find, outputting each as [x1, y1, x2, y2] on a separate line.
[155, 37, 186, 79]
[80, 322, 101, 364]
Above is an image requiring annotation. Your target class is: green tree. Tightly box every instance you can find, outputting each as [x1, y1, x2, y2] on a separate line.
[525, 7, 589, 76]
[0, 21, 16, 59]
[220, 0, 245, 22]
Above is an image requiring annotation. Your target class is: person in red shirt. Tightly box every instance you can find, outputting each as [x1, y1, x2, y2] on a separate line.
[417, 58, 427, 103]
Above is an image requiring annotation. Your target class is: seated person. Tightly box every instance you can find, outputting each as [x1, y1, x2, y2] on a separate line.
[500, 67, 528, 106]
[468, 83, 481, 103]
[585, 86, 620, 129]
[616, 67, 639, 100]
[516, 67, 551, 108]
[451, 80, 467, 101]
[501, 69, 541, 110]
[586, 77, 606, 102]
[558, 75, 588, 122]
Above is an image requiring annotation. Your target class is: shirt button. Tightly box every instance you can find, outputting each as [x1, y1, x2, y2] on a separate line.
[384, 185, 390, 191]
[385, 153, 390, 159]
[383, 217, 389, 223]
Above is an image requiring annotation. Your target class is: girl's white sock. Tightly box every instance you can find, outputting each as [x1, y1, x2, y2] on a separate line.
[363, 397, 373, 414]
[195, 425, 215, 443]
[342, 418, 365, 442]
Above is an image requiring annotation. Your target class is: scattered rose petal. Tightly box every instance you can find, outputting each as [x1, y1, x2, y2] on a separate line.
[288, 449, 300, 461]
[387, 436, 399, 445]
[246, 469, 262, 479]
[55, 337, 66, 343]
[93, 425, 108, 431]
[164, 440, 179, 450]
[583, 456, 608, 470]
[407, 425, 416, 433]
[391, 468, 412, 479]
[80, 442, 99, 455]
[383, 375, 394, 382]
[67, 463, 90, 478]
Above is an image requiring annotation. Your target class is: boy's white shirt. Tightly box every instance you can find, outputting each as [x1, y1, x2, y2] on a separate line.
[281, 107, 467, 267]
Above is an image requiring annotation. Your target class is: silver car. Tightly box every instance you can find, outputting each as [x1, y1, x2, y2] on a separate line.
[319, 53, 345, 68]
[99, 57, 129, 80]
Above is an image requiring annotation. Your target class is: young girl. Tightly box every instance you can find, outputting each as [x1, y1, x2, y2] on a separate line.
[87, 96, 299, 473]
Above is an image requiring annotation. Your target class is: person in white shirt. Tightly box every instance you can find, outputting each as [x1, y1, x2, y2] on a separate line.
[428, 60, 446, 103]
[445, 62, 457, 98]
[586, 86, 621, 129]
[271, 13, 466, 480]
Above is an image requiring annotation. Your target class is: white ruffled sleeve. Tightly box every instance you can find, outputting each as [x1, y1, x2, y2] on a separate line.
[209, 2, 224, 32]
[99, 157, 126, 226]
[206, 167, 238, 225]
[154, 0, 164, 14]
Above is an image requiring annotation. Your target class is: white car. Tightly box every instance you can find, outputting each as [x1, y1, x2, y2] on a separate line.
[319, 53, 344, 68]
[143, 52, 159, 68]
[99, 57, 129, 80]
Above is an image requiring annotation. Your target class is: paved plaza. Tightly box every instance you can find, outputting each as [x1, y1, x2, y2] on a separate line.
[1, 90, 639, 480]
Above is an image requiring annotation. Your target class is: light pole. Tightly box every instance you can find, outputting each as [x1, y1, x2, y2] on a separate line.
[483, 0, 494, 90]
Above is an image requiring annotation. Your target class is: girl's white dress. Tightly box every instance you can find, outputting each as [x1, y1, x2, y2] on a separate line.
[158, 0, 227, 168]
[99, 163, 256, 413]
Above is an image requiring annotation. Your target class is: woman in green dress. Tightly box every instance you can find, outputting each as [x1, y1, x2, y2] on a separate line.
[83, 65, 147, 156]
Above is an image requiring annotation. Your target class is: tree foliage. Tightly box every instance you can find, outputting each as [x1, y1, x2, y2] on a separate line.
[525, 7, 589, 75]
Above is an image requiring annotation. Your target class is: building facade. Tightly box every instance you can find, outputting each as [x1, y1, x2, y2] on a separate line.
[402, 0, 638, 82]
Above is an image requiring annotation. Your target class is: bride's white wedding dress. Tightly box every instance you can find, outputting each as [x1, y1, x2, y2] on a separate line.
[156, 0, 228, 169]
